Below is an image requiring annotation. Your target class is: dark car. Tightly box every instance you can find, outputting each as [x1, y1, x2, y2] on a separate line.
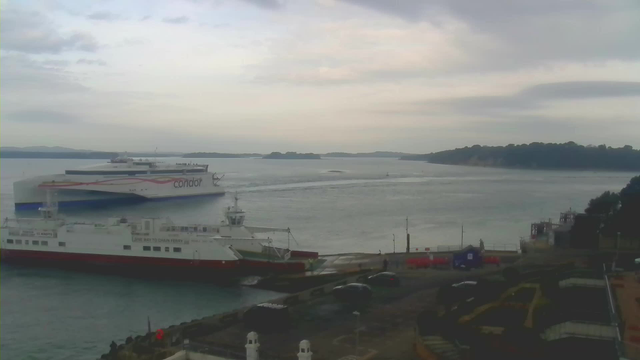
[366, 272, 400, 287]
[243, 303, 291, 333]
[332, 283, 373, 303]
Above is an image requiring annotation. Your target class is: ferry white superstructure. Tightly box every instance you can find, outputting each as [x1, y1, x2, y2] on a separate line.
[0, 198, 240, 271]
[1, 195, 318, 273]
[13, 157, 224, 209]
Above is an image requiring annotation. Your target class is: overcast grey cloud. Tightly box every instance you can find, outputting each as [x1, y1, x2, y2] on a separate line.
[77, 58, 108, 66]
[41, 59, 71, 67]
[1, 55, 89, 94]
[4, 110, 81, 124]
[87, 11, 121, 21]
[406, 81, 640, 115]
[162, 16, 190, 24]
[1, 0, 639, 152]
[521, 82, 640, 100]
[340, 0, 640, 68]
[0, 10, 99, 54]
[239, 0, 285, 10]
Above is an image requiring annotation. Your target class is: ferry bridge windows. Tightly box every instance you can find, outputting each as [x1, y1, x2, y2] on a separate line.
[123, 245, 131, 250]
[173, 247, 182, 253]
[16, 240, 22, 245]
[59, 242, 66, 247]
[32, 240, 39, 245]
[144, 221, 151, 231]
[6, 239, 13, 244]
[24, 240, 28, 245]
[41, 241, 48, 246]
[153, 246, 161, 252]
[165, 247, 170, 252]
[143, 246, 151, 251]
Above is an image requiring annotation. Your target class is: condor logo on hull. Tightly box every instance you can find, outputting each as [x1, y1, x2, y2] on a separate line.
[173, 178, 203, 188]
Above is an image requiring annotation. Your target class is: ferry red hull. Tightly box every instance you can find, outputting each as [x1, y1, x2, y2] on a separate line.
[0, 249, 239, 270]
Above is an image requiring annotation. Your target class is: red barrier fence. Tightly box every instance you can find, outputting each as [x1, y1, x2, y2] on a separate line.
[483, 256, 501, 265]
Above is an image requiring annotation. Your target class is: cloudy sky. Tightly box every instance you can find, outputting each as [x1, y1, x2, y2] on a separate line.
[1, 0, 639, 153]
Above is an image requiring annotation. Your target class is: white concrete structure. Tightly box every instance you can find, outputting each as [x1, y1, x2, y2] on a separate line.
[163, 334, 312, 360]
[245, 332, 259, 360]
[297, 340, 312, 360]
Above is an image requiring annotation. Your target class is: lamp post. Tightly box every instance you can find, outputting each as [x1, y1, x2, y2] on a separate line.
[393, 234, 396, 254]
[353, 311, 360, 356]
[613, 232, 621, 271]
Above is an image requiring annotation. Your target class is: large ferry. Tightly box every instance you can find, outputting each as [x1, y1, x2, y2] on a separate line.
[13, 157, 224, 210]
[1, 195, 319, 274]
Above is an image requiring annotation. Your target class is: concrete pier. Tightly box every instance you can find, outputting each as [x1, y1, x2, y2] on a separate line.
[98, 251, 523, 359]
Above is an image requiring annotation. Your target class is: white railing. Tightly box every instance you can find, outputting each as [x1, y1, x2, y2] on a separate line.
[483, 243, 520, 252]
[430, 243, 520, 253]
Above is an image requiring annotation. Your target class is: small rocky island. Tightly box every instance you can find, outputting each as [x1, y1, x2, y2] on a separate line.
[263, 152, 321, 160]
[183, 152, 260, 158]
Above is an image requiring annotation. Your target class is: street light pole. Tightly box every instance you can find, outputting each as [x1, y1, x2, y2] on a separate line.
[393, 234, 395, 254]
[613, 232, 621, 271]
[353, 311, 360, 356]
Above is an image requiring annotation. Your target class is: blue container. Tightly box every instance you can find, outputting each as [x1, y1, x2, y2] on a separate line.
[452, 246, 483, 270]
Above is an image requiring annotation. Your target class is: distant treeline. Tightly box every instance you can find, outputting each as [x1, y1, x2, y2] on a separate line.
[183, 152, 261, 158]
[0, 151, 119, 159]
[401, 142, 640, 171]
[263, 152, 321, 160]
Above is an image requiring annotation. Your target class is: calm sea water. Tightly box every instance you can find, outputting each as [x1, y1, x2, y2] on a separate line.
[1, 157, 635, 359]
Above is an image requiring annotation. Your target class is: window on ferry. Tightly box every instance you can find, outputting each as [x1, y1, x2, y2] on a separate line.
[143, 246, 151, 251]
[25, 240, 29, 245]
[153, 246, 161, 252]
[123, 245, 131, 250]
[173, 247, 182, 253]
[7, 239, 13, 244]
[32, 240, 39, 245]
[59, 242, 66, 247]
[165, 247, 170, 252]
[16, 240, 22, 244]
[41, 241, 48, 246]
[203, 227, 207, 232]
[144, 221, 150, 231]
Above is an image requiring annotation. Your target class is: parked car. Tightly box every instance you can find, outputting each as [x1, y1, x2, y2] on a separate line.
[332, 283, 373, 303]
[366, 272, 401, 287]
[243, 303, 291, 333]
